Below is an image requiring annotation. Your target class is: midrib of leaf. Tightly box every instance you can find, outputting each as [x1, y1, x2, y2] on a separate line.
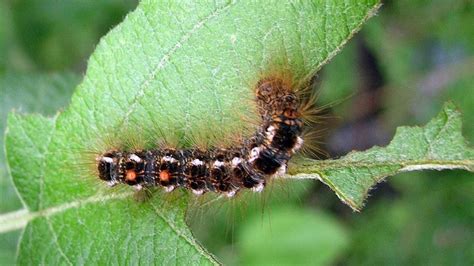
[2, 158, 469, 233]
[0, 192, 133, 234]
[288, 159, 473, 206]
[0, 192, 215, 263]
[0, 189, 238, 263]
[293, 159, 473, 171]
[117, 2, 234, 129]
[286, 102, 474, 210]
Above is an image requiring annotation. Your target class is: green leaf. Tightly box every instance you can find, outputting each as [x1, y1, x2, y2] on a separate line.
[238, 207, 349, 266]
[0, 72, 79, 212]
[289, 102, 474, 211]
[0, 72, 78, 265]
[3, 1, 381, 264]
[6, 114, 56, 211]
[0, 72, 79, 214]
[6, 113, 216, 265]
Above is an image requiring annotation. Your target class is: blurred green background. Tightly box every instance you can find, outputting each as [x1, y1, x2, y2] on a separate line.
[0, 1, 472, 265]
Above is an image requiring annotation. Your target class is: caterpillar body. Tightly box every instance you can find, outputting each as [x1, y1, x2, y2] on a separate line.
[97, 77, 304, 197]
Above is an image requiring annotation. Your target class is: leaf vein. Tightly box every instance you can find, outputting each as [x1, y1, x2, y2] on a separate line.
[117, 1, 235, 130]
[45, 217, 73, 265]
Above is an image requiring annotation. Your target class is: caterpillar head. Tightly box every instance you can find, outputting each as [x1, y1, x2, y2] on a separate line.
[97, 152, 120, 186]
[255, 77, 299, 118]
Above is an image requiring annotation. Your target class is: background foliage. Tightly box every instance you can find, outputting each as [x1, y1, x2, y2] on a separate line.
[1, 0, 472, 265]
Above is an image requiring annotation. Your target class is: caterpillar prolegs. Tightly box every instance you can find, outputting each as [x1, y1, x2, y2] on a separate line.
[97, 78, 304, 197]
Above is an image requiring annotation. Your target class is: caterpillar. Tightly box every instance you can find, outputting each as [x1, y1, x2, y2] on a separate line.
[96, 77, 304, 197]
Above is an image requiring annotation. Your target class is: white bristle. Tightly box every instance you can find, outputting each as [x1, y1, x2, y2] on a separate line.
[251, 183, 265, 193]
[191, 159, 204, 166]
[249, 147, 260, 162]
[292, 136, 304, 152]
[163, 156, 177, 163]
[276, 164, 287, 176]
[266, 125, 276, 141]
[225, 190, 237, 198]
[129, 154, 142, 162]
[164, 186, 175, 193]
[231, 157, 242, 167]
[213, 160, 224, 168]
[192, 189, 204, 196]
[106, 180, 117, 187]
[101, 157, 113, 163]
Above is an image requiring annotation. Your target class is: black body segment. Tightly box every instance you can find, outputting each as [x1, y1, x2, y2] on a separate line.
[97, 77, 304, 196]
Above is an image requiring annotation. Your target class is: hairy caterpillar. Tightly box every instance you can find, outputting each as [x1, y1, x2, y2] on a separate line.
[96, 77, 305, 197]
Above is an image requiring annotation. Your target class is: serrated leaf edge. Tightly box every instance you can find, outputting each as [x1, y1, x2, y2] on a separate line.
[287, 102, 474, 211]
